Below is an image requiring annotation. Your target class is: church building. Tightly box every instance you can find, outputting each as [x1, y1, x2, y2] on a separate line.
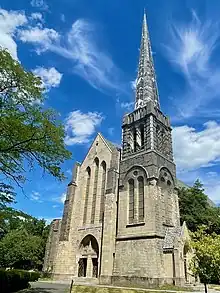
[43, 13, 192, 288]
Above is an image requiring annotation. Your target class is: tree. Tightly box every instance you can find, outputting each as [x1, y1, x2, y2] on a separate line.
[190, 227, 220, 293]
[0, 206, 49, 268]
[0, 49, 71, 201]
[0, 206, 49, 238]
[0, 229, 45, 270]
[178, 180, 220, 234]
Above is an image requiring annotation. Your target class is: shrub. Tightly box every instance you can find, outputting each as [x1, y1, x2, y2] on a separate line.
[0, 269, 40, 292]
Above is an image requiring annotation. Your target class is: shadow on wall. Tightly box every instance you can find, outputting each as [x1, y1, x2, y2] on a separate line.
[24, 286, 67, 293]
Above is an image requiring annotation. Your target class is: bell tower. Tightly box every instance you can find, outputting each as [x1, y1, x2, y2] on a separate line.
[112, 12, 180, 286]
[122, 12, 174, 166]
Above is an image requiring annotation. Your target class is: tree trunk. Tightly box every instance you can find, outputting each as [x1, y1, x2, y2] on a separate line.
[204, 283, 208, 293]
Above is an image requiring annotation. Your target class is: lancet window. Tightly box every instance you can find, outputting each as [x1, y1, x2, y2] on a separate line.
[83, 167, 91, 225]
[99, 161, 107, 223]
[91, 158, 99, 224]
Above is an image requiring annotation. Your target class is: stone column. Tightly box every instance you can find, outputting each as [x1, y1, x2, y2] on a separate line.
[87, 256, 93, 278]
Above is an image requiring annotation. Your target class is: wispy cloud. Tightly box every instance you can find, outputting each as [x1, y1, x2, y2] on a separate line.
[30, 0, 49, 11]
[30, 191, 43, 203]
[64, 110, 103, 145]
[51, 192, 66, 204]
[18, 18, 127, 94]
[19, 26, 59, 53]
[120, 101, 134, 112]
[51, 19, 126, 94]
[166, 10, 220, 119]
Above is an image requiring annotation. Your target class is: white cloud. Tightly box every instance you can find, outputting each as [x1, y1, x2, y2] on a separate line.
[60, 14, 65, 22]
[0, 9, 27, 60]
[60, 193, 66, 204]
[19, 27, 59, 53]
[32, 67, 62, 91]
[66, 169, 72, 176]
[30, 0, 48, 10]
[51, 192, 66, 204]
[120, 101, 134, 112]
[64, 110, 103, 145]
[166, 11, 220, 119]
[173, 121, 220, 171]
[18, 18, 125, 93]
[130, 78, 137, 91]
[52, 19, 124, 93]
[30, 12, 43, 22]
[30, 191, 43, 202]
[177, 170, 220, 204]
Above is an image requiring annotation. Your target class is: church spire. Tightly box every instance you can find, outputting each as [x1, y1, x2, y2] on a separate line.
[135, 11, 160, 109]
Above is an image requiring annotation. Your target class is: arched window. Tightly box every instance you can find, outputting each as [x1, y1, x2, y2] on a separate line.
[128, 179, 135, 224]
[99, 161, 107, 223]
[83, 167, 91, 225]
[91, 158, 99, 224]
[138, 176, 144, 222]
[158, 168, 174, 226]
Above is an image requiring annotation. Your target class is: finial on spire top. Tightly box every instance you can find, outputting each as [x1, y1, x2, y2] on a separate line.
[135, 10, 160, 110]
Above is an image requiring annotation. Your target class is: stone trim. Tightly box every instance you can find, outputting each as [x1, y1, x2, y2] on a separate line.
[116, 234, 164, 241]
[126, 222, 145, 228]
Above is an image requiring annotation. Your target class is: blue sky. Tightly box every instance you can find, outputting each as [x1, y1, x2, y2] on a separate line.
[1, 0, 220, 222]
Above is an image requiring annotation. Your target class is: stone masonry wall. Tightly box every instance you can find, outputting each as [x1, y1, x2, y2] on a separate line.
[43, 219, 62, 273]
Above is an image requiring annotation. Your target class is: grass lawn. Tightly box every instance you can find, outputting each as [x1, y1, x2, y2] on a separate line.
[71, 285, 194, 293]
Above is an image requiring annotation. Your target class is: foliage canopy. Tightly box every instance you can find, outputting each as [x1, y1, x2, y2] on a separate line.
[178, 180, 220, 234]
[0, 48, 71, 202]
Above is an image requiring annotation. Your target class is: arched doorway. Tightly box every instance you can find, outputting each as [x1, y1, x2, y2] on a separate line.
[78, 235, 99, 278]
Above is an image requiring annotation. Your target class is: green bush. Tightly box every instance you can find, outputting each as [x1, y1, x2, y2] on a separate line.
[0, 269, 40, 292]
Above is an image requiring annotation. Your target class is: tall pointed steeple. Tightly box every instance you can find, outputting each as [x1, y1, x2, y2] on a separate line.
[135, 11, 160, 109]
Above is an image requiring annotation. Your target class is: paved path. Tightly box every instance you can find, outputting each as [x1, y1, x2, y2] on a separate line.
[22, 281, 70, 293]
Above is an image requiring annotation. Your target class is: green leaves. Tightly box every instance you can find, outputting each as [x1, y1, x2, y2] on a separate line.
[178, 180, 220, 234]
[0, 206, 49, 269]
[0, 230, 45, 269]
[190, 228, 220, 285]
[0, 48, 71, 196]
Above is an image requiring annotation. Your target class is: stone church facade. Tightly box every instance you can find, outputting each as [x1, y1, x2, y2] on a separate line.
[43, 13, 193, 287]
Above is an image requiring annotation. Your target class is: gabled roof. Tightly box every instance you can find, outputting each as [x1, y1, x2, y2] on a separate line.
[98, 133, 120, 153]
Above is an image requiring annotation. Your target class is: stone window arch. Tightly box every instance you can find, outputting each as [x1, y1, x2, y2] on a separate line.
[157, 167, 174, 226]
[125, 166, 147, 224]
[99, 161, 107, 223]
[158, 167, 174, 188]
[128, 178, 135, 224]
[138, 176, 144, 222]
[91, 158, 99, 224]
[83, 167, 91, 225]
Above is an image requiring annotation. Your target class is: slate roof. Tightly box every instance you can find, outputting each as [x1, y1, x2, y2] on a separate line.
[100, 133, 120, 152]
